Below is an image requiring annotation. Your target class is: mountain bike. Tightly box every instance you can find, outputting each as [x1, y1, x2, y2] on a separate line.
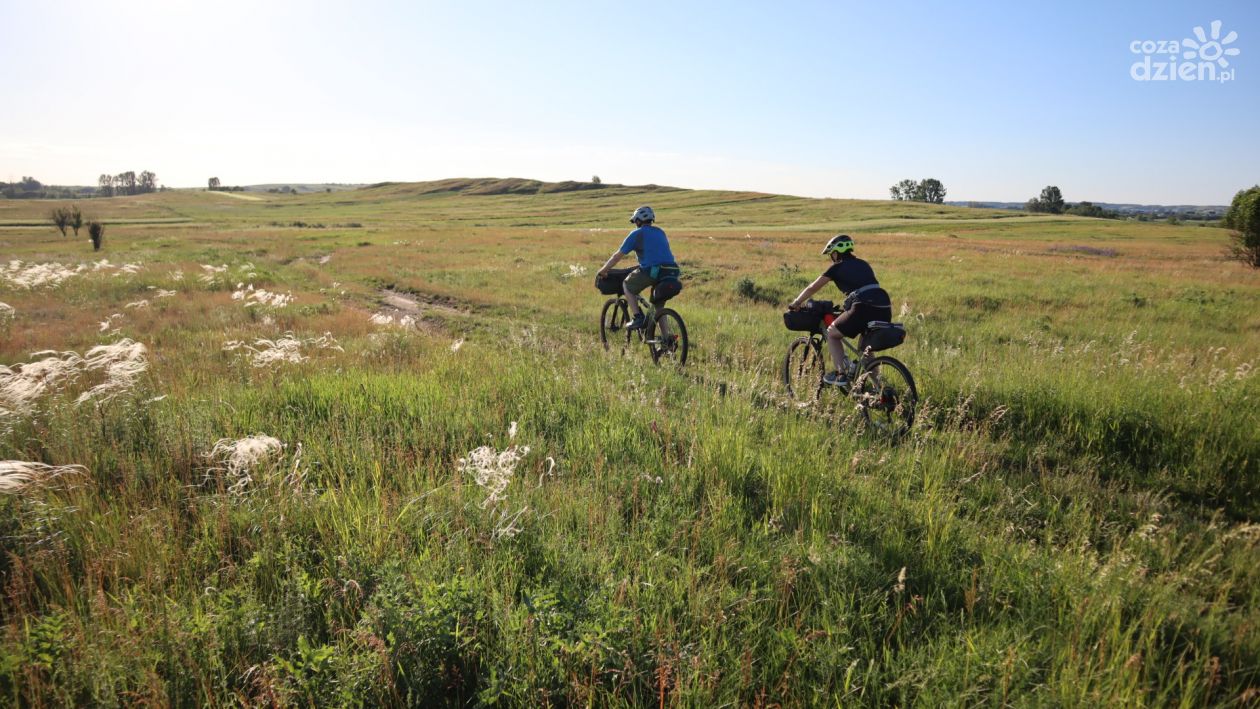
[783, 307, 916, 435]
[597, 270, 688, 366]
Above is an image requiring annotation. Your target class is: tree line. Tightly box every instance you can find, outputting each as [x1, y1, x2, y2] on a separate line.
[98, 171, 159, 197]
[0, 177, 92, 200]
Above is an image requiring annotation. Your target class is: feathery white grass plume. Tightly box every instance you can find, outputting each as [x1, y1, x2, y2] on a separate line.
[450, 338, 465, 353]
[75, 339, 148, 405]
[0, 302, 13, 320]
[99, 313, 123, 333]
[1, 350, 86, 424]
[223, 332, 342, 368]
[114, 263, 143, 276]
[231, 284, 293, 308]
[458, 422, 531, 510]
[170, 270, 185, 282]
[1, 260, 82, 289]
[124, 299, 150, 309]
[154, 289, 177, 298]
[0, 461, 86, 494]
[563, 264, 587, 278]
[198, 264, 228, 285]
[206, 435, 284, 494]
[318, 255, 332, 264]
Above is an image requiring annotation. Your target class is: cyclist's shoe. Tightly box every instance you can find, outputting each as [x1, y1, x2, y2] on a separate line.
[823, 371, 848, 388]
[626, 313, 647, 331]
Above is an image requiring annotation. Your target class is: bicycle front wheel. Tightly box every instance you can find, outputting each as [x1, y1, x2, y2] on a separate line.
[852, 355, 917, 436]
[648, 308, 688, 366]
[600, 298, 630, 353]
[783, 336, 823, 405]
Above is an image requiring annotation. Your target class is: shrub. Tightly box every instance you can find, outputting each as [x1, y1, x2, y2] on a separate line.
[49, 207, 70, 237]
[88, 221, 105, 251]
[1224, 185, 1260, 267]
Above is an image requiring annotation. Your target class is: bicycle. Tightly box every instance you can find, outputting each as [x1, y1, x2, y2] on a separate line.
[782, 303, 917, 435]
[597, 268, 689, 366]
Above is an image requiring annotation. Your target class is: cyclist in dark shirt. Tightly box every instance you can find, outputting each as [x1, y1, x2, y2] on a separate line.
[788, 234, 893, 386]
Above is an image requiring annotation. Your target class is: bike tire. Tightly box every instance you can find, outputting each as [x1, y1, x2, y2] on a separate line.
[648, 308, 688, 366]
[600, 298, 630, 353]
[853, 355, 917, 436]
[783, 336, 824, 405]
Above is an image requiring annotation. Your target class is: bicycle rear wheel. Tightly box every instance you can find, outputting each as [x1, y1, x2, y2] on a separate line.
[783, 336, 823, 405]
[648, 308, 688, 366]
[600, 298, 631, 354]
[852, 355, 917, 436]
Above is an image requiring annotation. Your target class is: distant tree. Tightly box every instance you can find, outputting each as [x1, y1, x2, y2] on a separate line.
[591, 175, 602, 184]
[289, 187, 298, 195]
[20, 176, 42, 191]
[890, 179, 918, 201]
[69, 205, 84, 236]
[98, 174, 115, 197]
[1028, 185, 1065, 214]
[138, 171, 157, 193]
[1224, 185, 1260, 268]
[88, 221, 105, 251]
[50, 207, 70, 237]
[118, 171, 137, 196]
[919, 178, 947, 204]
[208, 177, 221, 191]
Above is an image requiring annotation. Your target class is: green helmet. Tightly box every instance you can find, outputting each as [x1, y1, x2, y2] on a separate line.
[821, 234, 854, 256]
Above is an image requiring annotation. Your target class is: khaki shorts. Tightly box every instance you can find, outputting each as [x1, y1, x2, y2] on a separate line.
[623, 267, 657, 295]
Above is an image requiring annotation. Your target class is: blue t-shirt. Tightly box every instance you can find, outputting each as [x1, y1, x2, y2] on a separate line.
[619, 226, 675, 269]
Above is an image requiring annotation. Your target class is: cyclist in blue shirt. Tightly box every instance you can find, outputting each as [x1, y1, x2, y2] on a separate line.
[597, 206, 680, 331]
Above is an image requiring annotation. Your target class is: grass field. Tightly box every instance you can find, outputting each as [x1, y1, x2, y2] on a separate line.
[1, 180, 1258, 706]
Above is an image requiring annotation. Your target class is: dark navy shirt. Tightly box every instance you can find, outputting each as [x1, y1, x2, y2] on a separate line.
[824, 257, 890, 306]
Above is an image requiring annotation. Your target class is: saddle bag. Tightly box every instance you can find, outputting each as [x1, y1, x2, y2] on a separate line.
[863, 321, 907, 351]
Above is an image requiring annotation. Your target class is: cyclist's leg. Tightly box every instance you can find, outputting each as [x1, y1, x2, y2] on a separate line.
[623, 268, 654, 319]
[622, 269, 655, 318]
[828, 305, 871, 372]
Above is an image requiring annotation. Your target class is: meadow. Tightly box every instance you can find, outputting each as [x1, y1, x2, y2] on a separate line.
[1, 180, 1258, 706]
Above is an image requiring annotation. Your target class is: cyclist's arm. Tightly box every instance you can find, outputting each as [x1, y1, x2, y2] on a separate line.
[788, 275, 831, 309]
[597, 251, 626, 277]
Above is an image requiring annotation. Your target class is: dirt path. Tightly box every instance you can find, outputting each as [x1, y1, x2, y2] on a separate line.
[208, 191, 263, 201]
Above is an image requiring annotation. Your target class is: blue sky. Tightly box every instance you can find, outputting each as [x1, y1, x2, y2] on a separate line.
[1, 0, 1256, 203]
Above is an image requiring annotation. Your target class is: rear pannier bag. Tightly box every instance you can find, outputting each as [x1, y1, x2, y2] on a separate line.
[594, 268, 635, 295]
[863, 321, 907, 351]
[651, 277, 682, 303]
[782, 299, 835, 332]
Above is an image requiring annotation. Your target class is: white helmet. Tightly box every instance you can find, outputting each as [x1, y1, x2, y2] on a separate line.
[629, 205, 656, 224]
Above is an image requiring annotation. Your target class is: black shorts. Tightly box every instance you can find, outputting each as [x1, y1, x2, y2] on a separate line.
[830, 301, 893, 338]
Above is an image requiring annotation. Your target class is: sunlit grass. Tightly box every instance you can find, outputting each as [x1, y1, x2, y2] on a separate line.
[0, 184, 1257, 704]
